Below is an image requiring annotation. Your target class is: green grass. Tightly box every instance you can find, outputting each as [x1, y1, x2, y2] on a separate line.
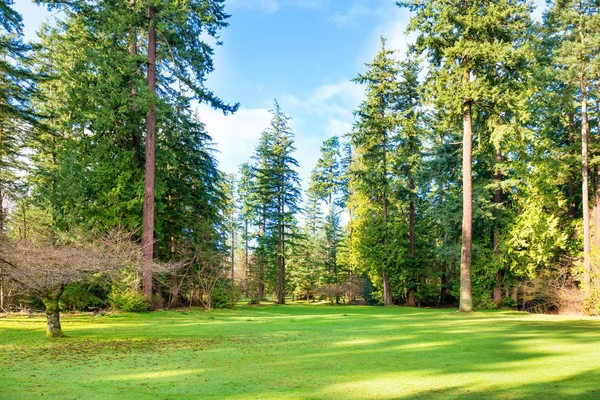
[1, 303, 600, 399]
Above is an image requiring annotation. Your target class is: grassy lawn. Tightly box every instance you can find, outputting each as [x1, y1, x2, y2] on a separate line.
[1, 304, 600, 399]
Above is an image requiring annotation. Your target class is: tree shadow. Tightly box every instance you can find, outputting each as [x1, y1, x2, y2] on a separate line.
[1, 305, 599, 399]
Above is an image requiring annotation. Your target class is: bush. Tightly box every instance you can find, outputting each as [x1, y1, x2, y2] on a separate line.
[152, 293, 164, 310]
[108, 289, 149, 312]
[60, 282, 108, 311]
[412, 284, 439, 306]
[502, 297, 517, 309]
[362, 277, 380, 306]
[475, 296, 498, 311]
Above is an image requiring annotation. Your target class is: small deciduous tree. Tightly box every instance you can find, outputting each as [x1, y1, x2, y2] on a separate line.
[0, 231, 144, 337]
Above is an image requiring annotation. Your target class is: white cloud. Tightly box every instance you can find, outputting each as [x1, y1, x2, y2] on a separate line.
[360, 4, 414, 63]
[228, 0, 329, 14]
[330, 4, 383, 26]
[198, 78, 364, 194]
[198, 105, 273, 174]
[281, 80, 363, 120]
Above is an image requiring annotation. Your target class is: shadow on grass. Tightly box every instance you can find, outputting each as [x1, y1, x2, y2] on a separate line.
[1, 305, 600, 399]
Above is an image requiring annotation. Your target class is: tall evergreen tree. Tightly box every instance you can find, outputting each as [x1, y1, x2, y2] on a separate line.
[309, 136, 344, 302]
[349, 38, 400, 306]
[252, 101, 301, 304]
[400, 0, 535, 311]
[545, 0, 600, 309]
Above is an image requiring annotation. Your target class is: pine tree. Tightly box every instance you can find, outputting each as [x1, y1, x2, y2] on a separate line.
[0, 0, 37, 235]
[545, 0, 600, 310]
[349, 38, 400, 306]
[251, 101, 301, 304]
[309, 136, 344, 302]
[394, 57, 426, 305]
[400, 0, 535, 311]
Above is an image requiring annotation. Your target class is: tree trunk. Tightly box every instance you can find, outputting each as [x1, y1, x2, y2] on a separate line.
[142, 5, 157, 304]
[244, 218, 249, 295]
[581, 74, 592, 299]
[407, 289, 416, 307]
[511, 285, 518, 304]
[569, 112, 577, 219]
[0, 270, 4, 311]
[596, 82, 600, 290]
[43, 286, 65, 338]
[382, 271, 392, 306]
[258, 215, 265, 300]
[492, 150, 503, 306]
[276, 190, 285, 304]
[231, 224, 235, 284]
[0, 187, 4, 236]
[382, 120, 392, 306]
[407, 145, 416, 306]
[440, 263, 448, 305]
[459, 72, 473, 312]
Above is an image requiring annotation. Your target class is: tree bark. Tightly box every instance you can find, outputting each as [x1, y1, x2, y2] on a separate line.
[258, 214, 265, 300]
[440, 263, 448, 305]
[492, 150, 503, 306]
[382, 117, 392, 306]
[43, 286, 65, 338]
[596, 81, 600, 290]
[407, 139, 416, 306]
[459, 69, 473, 312]
[0, 270, 4, 311]
[568, 112, 577, 219]
[142, 5, 157, 304]
[231, 222, 235, 284]
[244, 218, 250, 296]
[592, 77, 600, 294]
[276, 188, 285, 304]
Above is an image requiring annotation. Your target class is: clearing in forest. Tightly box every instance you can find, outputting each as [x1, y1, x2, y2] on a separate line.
[1, 304, 599, 399]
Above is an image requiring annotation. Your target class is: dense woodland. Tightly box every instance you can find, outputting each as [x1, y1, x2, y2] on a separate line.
[1, 0, 600, 337]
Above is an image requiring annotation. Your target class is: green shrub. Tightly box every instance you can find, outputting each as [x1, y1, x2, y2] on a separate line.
[475, 296, 498, 311]
[502, 297, 517, 309]
[362, 277, 380, 306]
[209, 282, 243, 309]
[60, 282, 108, 311]
[108, 289, 149, 312]
[152, 293, 164, 310]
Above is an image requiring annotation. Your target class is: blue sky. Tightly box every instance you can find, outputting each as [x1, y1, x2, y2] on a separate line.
[16, 0, 547, 188]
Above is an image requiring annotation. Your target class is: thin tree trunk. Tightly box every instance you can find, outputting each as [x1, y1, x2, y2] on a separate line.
[0, 188, 4, 236]
[142, 5, 157, 304]
[382, 195, 392, 305]
[596, 81, 600, 290]
[407, 138, 416, 306]
[244, 218, 249, 294]
[258, 214, 265, 300]
[459, 68, 473, 312]
[277, 188, 285, 304]
[440, 263, 448, 305]
[43, 286, 65, 338]
[382, 117, 392, 306]
[569, 112, 577, 219]
[595, 98, 600, 249]
[231, 223, 235, 284]
[581, 74, 592, 298]
[492, 150, 503, 305]
[0, 187, 4, 310]
[0, 270, 4, 311]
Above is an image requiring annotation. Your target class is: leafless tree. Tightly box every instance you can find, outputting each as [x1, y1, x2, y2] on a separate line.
[0, 231, 145, 337]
